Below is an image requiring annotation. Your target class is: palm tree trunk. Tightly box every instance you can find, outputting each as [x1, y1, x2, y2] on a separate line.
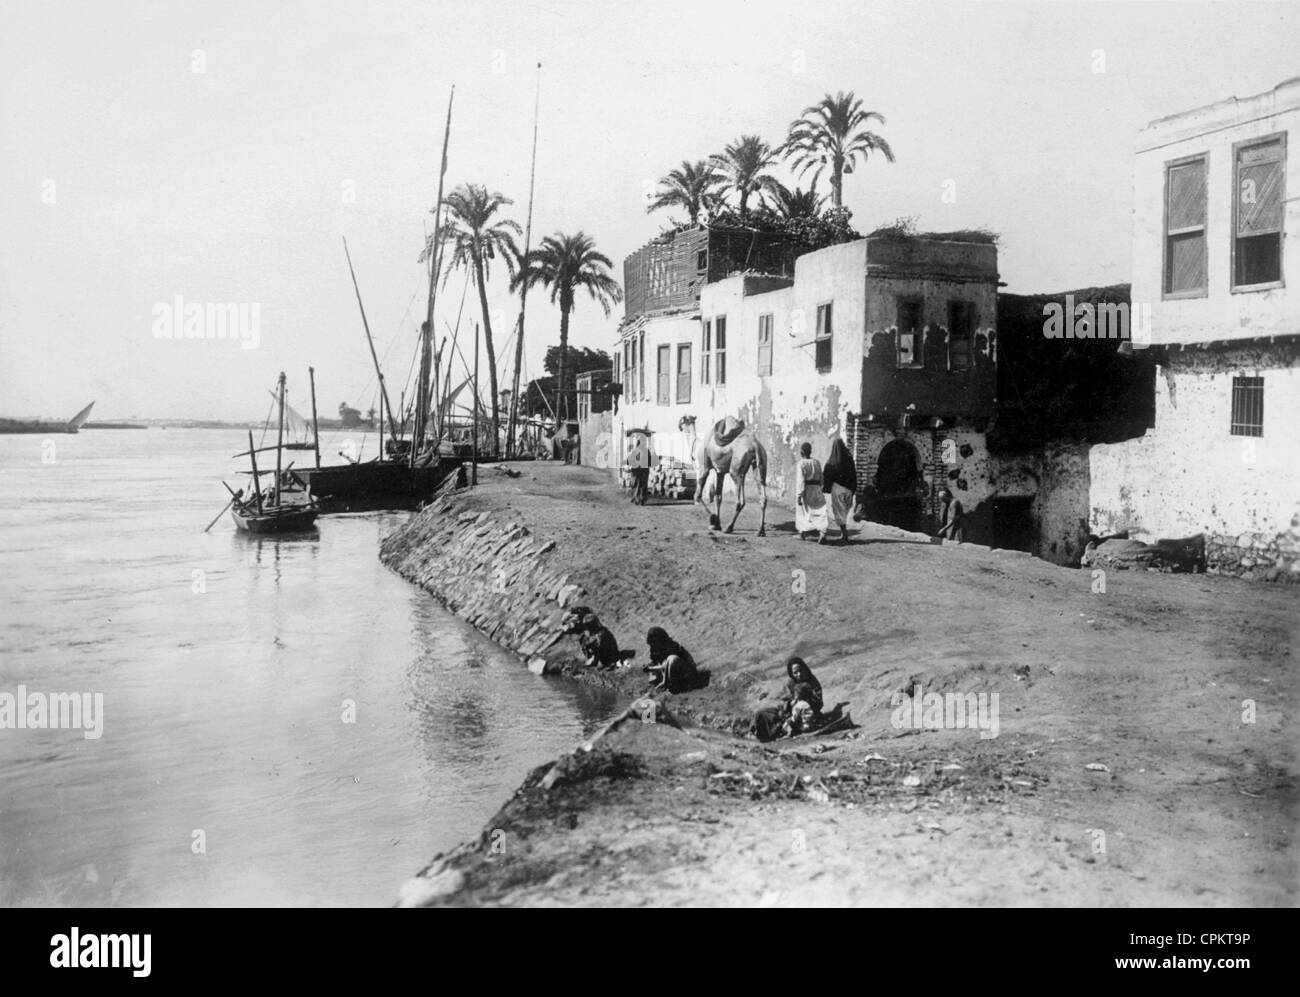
[832, 153, 844, 207]
[556, 304, 571, 428]
[473, 256, 500, 458]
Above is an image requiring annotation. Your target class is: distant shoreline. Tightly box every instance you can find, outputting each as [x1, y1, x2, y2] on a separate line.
[0, 418, 372, 431]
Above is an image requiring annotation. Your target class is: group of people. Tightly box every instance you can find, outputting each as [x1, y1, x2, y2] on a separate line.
[794, 436, 859, 544]
[562, 607, 704, 693]
[560, 609, 845, 742]
[796, 436, 966, 544]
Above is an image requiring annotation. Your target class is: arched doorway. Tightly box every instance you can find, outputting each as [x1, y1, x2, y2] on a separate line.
[874, 438, 924, 531]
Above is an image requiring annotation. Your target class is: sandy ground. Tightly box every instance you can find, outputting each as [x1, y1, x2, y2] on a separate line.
[397, 462, 1298, 907]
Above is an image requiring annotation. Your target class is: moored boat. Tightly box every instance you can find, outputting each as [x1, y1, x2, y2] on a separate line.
[226, 376, 320, 535]
[231, 501, 318, 533]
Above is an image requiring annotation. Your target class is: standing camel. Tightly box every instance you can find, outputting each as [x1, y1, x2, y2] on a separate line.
[680, 415, 768, 537]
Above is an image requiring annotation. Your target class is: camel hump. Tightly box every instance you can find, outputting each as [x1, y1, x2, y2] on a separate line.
[712, 416, 746, 447]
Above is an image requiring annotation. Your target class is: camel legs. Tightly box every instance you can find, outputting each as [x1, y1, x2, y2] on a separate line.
[724, 472, 746, 533]
[713, 472, 727, 531]
[695, 466, 720, 530]
[756, 472, 767, 537]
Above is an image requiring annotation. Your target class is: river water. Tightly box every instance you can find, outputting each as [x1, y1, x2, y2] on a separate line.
[0, 428, 618, 907]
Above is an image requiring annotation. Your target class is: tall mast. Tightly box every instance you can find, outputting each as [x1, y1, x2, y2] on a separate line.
[274, 371, 286, 506]
[308, 365, 320, 469]
[413, 84, 455, 466]
[507, 63, 541, 458]
[343, 237, 395, 449]
[248, 430, 263, 515]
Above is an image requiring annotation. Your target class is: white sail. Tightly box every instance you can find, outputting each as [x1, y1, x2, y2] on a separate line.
[68, 401, 95, 431]
[267, 389, 313, 446]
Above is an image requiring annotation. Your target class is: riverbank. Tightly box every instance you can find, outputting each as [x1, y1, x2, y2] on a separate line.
[382, 463, 1298, 906]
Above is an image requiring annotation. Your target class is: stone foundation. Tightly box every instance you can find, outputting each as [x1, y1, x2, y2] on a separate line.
[1206, 519, 1300, 582]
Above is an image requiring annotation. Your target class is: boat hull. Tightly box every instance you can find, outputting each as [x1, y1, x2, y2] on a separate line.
[231, 506, 320, 534]
[298, 458, 463, 512]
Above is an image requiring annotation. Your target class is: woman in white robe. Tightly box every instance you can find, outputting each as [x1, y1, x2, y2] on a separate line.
[794, 442, 829, 542]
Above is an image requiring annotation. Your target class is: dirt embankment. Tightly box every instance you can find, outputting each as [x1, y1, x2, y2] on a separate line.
[383, 463, 1299, 907]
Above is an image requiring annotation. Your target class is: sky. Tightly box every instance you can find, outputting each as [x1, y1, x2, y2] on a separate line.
[1, 0, 1296, 421]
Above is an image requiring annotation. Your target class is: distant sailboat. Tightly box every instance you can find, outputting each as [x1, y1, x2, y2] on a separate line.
[267, 389, 316, 450]
[0, 401, 94, 435]
[68, 402, 95, 431]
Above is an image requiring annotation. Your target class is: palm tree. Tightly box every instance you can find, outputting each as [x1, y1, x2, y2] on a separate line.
[646, 159, 725, 225]
[767, 180, 827, 222]
[784, 91, 895, 208]
[711, 134, 784, 220]
[510, 232, 623, 426]
[420, 183, 520, 458]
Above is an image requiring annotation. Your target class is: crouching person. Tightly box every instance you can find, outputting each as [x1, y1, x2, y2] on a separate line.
[753, 656, 825, 742]
[644, 626, 701, 693]
[578, 613, 622, 670]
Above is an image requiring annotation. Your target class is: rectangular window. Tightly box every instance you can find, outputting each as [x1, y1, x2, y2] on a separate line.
[696, 249, 708, 272]
[701, 320, 712, 384]
[1233, 135, 1285, 289]
[815, 302, 833, 372]
[1230, 376, 1264, 436]
[897, 298, 923, 368]
[1164, 155, 1207, 296]
[627, 340, 636, 401]
[715, 316, 727, 385]
[656, 344, 671, 405]
[757, 314, 773, 376]
[638, 332, 646, 399]
[676, 344, 692, 404]
[948, 301, 973, 372]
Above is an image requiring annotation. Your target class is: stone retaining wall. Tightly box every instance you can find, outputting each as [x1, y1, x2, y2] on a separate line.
[378, 489, 587, 668]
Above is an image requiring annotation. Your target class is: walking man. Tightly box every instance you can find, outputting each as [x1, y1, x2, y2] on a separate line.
[936, 486, 964, 542]
[628, 431, 654, 505]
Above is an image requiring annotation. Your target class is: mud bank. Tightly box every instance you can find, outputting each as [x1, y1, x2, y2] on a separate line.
[383, 463, 1298, 907]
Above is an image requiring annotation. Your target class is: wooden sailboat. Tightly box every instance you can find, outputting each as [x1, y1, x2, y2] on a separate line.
[296, 86, 465, 512]
[231, 373, 319, 534]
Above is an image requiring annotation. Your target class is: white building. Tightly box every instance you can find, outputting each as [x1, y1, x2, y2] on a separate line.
[610, 226, 1001, 536]
[1091, 77, 1300, 577]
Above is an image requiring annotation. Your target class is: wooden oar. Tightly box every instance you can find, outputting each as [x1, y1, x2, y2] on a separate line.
[204, 497, 235, 532]
[204, 484, 244, 532]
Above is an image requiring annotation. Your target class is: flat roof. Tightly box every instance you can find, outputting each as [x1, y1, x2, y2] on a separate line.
[1138, 77, 1300, 152]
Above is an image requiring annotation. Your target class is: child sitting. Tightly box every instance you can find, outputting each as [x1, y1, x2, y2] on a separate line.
[578, 613, 622, 670]
[784, 696, 818, 737]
